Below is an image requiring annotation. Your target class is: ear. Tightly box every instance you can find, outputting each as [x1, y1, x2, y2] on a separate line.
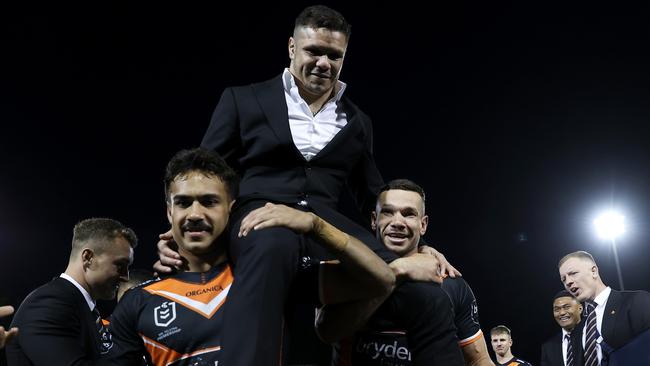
[81, 248, 94, 269]
[420, 214, 429, 235]
[167, 203, 172, 225]
[371, 211, 377, 231]
[288, 37, 296, 60]
[229, 199, 236, 212]
[591, 265, 599, 278]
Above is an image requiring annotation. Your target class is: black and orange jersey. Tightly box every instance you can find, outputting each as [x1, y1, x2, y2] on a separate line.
[107, 262, 233, 366]
[496, 357, 533, 366]
[333, 277, 483, 366]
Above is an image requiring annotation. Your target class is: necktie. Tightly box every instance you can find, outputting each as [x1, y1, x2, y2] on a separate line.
[584, 301, 600, 366]
[93, 307, 113, 354]
[565, 333, 574, 366]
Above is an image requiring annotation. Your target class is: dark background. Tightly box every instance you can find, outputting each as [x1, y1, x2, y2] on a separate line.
[2, 1, 650, 364]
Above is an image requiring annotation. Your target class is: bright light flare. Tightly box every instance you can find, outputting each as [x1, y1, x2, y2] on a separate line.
[593, 211, 626, 241]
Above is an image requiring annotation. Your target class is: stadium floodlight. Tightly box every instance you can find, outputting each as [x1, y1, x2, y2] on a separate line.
[593, 210, 625, 290]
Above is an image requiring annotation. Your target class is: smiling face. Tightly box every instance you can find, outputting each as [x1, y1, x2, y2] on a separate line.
[372, 189, 428, 257]
[288, 26, 347, 99]
[559, 256, 601, 302]
[85, 237, 133, 300]
[553, 296, 582, 331]
[167, 171, 233, 258]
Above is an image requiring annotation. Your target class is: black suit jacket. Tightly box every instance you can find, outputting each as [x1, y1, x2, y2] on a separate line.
[6, 277, 109, 366]
[200, 74, 384, 218]
[541, 332, 564, 366]
[571, 289, 650, 366]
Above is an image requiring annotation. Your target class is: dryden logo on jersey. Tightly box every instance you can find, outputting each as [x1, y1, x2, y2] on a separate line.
[154, 301, 177, 327]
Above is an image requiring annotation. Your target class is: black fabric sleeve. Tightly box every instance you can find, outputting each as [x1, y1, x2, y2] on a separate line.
[105, 290, 149, 365]
[442, 277, 481, 342]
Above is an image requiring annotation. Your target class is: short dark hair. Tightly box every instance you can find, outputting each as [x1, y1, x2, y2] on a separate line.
[294, 5, 351, 39]
[71, 218, 138, 256]
[164, 148, 239, 202]
[379, 179, 426, 203]
[553, 289, 575, 301]
[490, 325, 512, 338]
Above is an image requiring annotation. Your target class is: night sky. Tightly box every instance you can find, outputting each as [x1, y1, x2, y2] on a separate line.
[2, 2, 650, 364]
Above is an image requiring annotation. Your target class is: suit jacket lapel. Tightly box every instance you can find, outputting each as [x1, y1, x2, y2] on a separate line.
[555, 332, 565, 366]
[602, 290, 621, 343]
[312, 97, 362, 160]
[252, 75, 298, 155]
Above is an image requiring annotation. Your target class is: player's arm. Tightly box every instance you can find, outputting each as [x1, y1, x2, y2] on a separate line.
[104, 291, 152, 366]
[461, 335, 495, 366]
[239, 203, 396, 342]
[239, 202, 396, 304]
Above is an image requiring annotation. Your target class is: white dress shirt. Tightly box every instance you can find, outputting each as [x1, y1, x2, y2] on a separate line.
[282, 68, 348, 161]
[60, 273, 96, 311]
[582, 286, 611, 364]
[562, 328, 571, 365]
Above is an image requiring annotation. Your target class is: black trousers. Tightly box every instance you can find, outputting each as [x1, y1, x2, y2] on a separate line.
[219, 200, 463, 366]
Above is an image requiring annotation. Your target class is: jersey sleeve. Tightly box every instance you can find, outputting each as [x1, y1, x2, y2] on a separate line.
[105, 289, 149, 365]
[442, 277, 482, 345]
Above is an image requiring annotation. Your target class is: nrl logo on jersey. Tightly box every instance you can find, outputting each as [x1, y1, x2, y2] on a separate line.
[154, 301, 177, 327]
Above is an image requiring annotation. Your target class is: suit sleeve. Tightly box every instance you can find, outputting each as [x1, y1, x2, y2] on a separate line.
[346, 115, 384, 219]
[12, 292, 111, 366]
[104, 290, 148, 365]
[200, 88, 242, 170]
[630, 290, 650, 334]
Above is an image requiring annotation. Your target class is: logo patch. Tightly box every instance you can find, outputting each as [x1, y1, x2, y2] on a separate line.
[154, 301, 177, 327]
[98, 324, 113, 354]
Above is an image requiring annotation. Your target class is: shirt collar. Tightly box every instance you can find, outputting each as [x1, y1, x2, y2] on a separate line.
[282, 68, 347, 103]
[562, 328, 572, 338]
[60, 273, 96, 311]
[593, 286, 611, 307]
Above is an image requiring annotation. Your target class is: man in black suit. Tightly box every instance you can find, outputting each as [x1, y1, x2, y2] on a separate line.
[158, 5, 460, 366]
[6, 218, 137, 365]
[558, 250, 650, 365]
[541, 290, 582, 366]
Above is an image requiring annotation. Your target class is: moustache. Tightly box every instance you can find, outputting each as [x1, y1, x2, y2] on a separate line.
[181, 221, 213, 233]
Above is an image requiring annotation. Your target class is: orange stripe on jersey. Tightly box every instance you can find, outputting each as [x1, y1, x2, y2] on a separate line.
[143, 265, 233, 318]
[459, 329, 483, 347]
[141, 334, 183, 365]
[140, 334, 221, 366]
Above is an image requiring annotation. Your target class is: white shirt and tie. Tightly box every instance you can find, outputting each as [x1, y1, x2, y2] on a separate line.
[582, 286, 612, 365]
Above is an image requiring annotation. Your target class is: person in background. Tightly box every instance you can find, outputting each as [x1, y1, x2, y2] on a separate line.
[490, 325, 532, 366]
[558, 250, 650, 365]
[540, 290, 582, 366]
[6, 218, 136, 365]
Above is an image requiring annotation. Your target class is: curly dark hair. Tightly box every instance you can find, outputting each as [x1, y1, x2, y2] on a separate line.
[164, 148, 239, 202]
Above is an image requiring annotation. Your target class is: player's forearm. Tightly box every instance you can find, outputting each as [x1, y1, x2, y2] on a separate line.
[462, 339, 495, 366]
[311, 215, 395, 295]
